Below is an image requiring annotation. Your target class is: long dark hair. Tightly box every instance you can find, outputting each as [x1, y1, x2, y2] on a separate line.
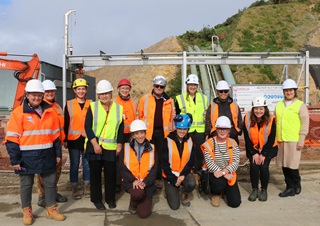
[250, 106, 270, 127]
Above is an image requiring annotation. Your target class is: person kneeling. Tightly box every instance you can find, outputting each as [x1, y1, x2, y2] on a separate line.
[162, 114, 196, 210]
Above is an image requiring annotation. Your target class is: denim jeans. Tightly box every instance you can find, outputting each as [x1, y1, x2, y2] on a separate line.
[69, 148, 90, 185]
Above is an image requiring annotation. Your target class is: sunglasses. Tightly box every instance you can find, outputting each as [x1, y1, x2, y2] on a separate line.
[154, 85, 165, 89]
[218, 90, 229, 94]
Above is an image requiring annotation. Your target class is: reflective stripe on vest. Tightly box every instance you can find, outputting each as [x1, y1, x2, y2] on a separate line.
[176, 92, 208, 133]
[67, 99, 90, 140]
[210, 102, 240, 133]
[124, 143, 155, 180]
[162, 137, 193, 178]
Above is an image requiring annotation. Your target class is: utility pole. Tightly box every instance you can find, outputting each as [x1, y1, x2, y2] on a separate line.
[63, 9, 76, 108]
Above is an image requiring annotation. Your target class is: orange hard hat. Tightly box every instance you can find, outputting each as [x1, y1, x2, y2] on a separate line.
[117, 78, 131, 88]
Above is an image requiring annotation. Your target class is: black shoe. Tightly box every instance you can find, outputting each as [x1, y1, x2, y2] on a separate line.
[94, 202, 106, 210]
[295, 184, 302, 195]
[56, 193, 68, 203]
[37, 196, 46, 208]
[279, 188, 295, 198]
[108, 202, 117, 209]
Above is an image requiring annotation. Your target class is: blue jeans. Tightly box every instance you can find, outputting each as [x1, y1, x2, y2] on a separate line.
[69, 148, 90, 185]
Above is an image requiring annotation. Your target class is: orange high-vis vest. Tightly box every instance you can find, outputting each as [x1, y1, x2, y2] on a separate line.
[209, 102, 240, 134]
[138, 93, 175, 140]
[44, 99, 65, 144]
[123, 143, 155, 181]
[115, 96, 136, 134]
[66, 99, 90, 140]
[244, 113, 277, 150]
[162, 137, 193, 178]
[5, 105, 60, 151]
[200, 137, 237, 186]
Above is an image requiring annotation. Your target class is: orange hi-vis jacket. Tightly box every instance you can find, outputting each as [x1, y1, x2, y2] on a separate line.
[162, 137, 193, 178]
[44, 99, 65, 144]
[200, 137, 237, 186]
[115, 96, 136, 134]
[5, 102, 60, 151]
[244, 113, 277, 151]
[209, 102, 240, 134]
[123, 143, 155, 181]
[66, 99, 90, 140]
[138, 93, 175, 141]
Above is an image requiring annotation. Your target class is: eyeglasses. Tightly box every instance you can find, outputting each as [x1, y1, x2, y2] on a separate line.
[218, 90, 229, 94]
[154, 85, 165, 89]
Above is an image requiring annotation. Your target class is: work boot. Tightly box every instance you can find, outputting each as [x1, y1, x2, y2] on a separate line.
[71, 185, 82, 200]
[193, 173, 200, 188]
[259, 189, 268, 202]
[211, 195, 220, 207]
[56, 193, 68, 203]
[46, 204, 66, 221]
[37, 196, 46, 208]
[181, 192, 191, 207]
[22, 206, 34, 225]
[83, 183, 90, 198]
[248, 188, 258, 201]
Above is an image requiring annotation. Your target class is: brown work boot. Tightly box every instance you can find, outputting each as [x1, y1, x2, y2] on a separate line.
[211, 195, 220, 207]
[193, 173, 200, 188]
[71, 185, 82, 200]
[181, 192, 191, 207]
[46, 204, 66, 221]
[83, 183, 90, 198]
[22, 206, 34, 225]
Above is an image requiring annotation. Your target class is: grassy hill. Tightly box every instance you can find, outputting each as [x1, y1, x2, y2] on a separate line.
[87, 0, 320, 104]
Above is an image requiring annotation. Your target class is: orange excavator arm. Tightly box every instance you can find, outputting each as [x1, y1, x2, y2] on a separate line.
[0, 52, 40, 109]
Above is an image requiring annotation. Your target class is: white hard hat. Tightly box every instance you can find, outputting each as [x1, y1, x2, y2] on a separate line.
[215, 116, 232, 128]
[96, 79, 113, 94]
[252, 96, 267, 107]
[282, 79, 298, 89]
[42, 80, 57, 91]
[153, 75, 167, 86]
[130, 119, 147, 132]
[216, 80, 230, 90]
[25, 79, 44, 93]
[186, 74, 199, 85]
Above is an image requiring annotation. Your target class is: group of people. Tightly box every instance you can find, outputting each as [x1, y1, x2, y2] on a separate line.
[4, 73, 309, 224]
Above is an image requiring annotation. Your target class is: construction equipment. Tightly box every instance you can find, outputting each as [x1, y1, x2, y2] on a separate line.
[0, 52, 40, 109]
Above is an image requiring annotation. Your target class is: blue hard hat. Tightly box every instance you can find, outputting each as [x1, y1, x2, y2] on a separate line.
[174, 114, 193, 129]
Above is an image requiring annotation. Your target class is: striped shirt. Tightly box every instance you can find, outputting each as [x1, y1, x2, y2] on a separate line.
[203, 139, 240, 173]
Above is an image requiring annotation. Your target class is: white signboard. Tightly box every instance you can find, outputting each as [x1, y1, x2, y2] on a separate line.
[231, 84, 283, 113]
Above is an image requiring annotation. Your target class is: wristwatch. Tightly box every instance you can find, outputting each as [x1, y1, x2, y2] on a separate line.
[222, 171, 226, 175]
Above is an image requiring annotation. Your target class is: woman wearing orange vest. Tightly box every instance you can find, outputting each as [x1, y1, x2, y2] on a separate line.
[5, 79, 65, 225]
[119, 120, 157, 218]
[162, 114, 196, 210]
[37, 80, 67, 208]
[64, 78, 91, 200]
[201, 116, 241, 208]
[205, 80, 243, 144]
[243, 96, 278, 202]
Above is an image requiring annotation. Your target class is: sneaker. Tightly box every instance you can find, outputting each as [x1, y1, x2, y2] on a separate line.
[248, 188, 258, 202]
[37, 196, 46, 208]
[259, 189, 268, 201]
[56, 193, 68, 202]
[128, 205, 137, 214]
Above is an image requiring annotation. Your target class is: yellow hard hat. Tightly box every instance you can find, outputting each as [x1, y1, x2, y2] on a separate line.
[72, 78, 88, 89]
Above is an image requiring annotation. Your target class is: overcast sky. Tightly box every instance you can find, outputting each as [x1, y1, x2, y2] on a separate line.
[0, 0, 258, 66]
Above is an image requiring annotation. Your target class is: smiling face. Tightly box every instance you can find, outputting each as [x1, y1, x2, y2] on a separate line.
[133, 130, 146, 144]
[118, 85, 131, 97]
[153, 84, 165, 96]
[216, 127, 230, 141]
[176, 128, 188, 139]
[283, 88, 295, 101]
[73, 86, 87, 99]
[99, 91, 112, 104]
[44, 90, 56, 102]
[26, 92, 43, 108]
[253, 106, 265, 120]
[187, 84, 198, 95]
[218, 90, 229, 101]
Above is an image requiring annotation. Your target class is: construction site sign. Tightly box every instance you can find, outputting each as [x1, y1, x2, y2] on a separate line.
[231, 84, 283, 113]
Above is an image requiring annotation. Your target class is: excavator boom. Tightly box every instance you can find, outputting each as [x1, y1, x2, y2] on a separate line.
[0, 52, 40, 109]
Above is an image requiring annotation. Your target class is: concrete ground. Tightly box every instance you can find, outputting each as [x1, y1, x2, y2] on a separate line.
[1, 163, 320, 226]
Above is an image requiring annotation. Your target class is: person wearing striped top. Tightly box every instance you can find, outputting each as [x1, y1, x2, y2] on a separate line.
[201, 116, 241, 208]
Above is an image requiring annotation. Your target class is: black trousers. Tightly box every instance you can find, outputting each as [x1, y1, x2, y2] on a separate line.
[209, 173, 241, 208]
[189, 131, 205, 173]
[151, 128, 165, 180]
[249, 157, 271, 190]
[282, 167, 301, 189]
[89, 160, 116, 204]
